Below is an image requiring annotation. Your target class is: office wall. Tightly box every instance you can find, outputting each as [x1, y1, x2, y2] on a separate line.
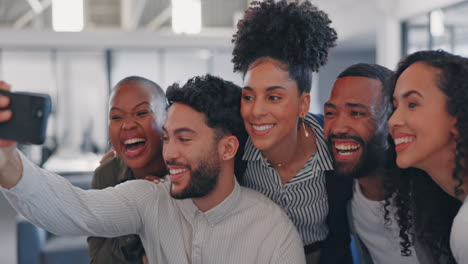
[0, 47, 241, 163]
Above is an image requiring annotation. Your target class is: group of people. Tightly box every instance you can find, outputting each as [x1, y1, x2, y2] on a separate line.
[0, 0, 467, 263]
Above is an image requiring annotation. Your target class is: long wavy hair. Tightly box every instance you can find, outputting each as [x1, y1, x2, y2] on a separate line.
[383, 50, 468, 263]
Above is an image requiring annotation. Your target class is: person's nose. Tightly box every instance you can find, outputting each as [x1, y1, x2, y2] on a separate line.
[388, 107, 403, 132]
[330, 114, 352, 135]
[121, 118, 138, 130]
[162, 138, 179, 163]
[251, 99, 268, 119]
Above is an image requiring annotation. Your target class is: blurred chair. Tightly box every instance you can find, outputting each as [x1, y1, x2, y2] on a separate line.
[16, 173, 92, 264]
[351, 234, 363, 264]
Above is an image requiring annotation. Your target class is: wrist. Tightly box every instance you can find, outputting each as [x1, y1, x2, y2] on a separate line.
[0, 146, 23, 189]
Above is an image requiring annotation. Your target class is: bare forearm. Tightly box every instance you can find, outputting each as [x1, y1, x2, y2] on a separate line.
[0, 146, 22, 189]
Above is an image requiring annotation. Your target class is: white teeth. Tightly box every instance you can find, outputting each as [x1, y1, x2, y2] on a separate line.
[169, 168, 187, 175]
[252, 124, 274, 131]
[335, 144, 359, 151]
[124, 138, 145, 145]
[394, 137, 414, 145]
[338, 152, 353, 156]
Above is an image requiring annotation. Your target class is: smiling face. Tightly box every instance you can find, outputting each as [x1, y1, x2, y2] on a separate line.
[108, 81, 163, 170]
[241, 58, 309, 152]
[324, 76, 386, 177]
[388, 62, 457, 172]
[162, 103, 221, 199]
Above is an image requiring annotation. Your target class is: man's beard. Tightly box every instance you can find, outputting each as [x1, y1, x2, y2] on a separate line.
[328, 129, 388, 179]
[169, 149, 221, 199]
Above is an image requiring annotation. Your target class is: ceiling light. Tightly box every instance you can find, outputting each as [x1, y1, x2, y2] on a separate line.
[430, 9, 445, 37]
[171, 0, 202, 34]
[52, 0, 84, 32]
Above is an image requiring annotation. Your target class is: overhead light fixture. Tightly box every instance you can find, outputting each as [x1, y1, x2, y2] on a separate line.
[430, 9, 445, 37]
[171, 0, 202, 34]
[52, 0, 84, 32]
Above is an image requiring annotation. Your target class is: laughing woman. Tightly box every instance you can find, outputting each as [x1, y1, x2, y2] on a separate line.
[232, 1, 352, 263]
[387, 50, 468, 263]
[88, 76, 168, 264]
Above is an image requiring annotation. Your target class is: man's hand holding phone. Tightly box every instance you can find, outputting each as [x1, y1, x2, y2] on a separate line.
[0, 81, 23, 189]
[0, 81, 16, 148]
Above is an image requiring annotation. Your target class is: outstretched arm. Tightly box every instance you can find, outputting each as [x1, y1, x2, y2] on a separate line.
[0, 81, 23, 189]
[2, 152, 147, 237]
[0, 81, 149, 239]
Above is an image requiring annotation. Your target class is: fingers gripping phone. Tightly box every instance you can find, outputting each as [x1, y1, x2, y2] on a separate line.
[0, 90, 52, 144]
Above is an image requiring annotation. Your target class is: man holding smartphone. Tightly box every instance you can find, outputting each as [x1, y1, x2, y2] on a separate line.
[0, 77, 305, 264]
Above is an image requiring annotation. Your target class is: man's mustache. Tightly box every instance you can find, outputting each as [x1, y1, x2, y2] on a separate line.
[165, 160, 190, 169]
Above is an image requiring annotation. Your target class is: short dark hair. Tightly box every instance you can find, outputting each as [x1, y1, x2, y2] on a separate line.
[338, 63, 392, 84]
[165, 74, 246, 142]
[114, 76, 165, 101]
[338, 63, 393, 127]
[166, 75, 248, 180]
[232, 0, 337, 94]
[111, 76, 167, 127]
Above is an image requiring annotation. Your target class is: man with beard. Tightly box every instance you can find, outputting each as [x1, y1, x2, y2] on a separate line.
[0, 75, 305, 264]
[323, 64, 433, 264]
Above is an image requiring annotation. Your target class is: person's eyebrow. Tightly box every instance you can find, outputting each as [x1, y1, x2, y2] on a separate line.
[132, 101, 150, 110]
[243, 86, 286, 92]
[110, 102, 150, 112]
[403, 90, 423, 99]
[324, 102, 336, 108]
[162, 127, 197, 135]
[392, 90, 424, 101]
[173, 127, 196, 134]
[345, 103, 369, 110]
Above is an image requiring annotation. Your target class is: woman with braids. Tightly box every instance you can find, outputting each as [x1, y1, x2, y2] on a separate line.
[387, 50, 468, 263]
[232, 1, 352, 263]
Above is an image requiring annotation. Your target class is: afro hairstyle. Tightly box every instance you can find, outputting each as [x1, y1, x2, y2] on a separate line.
[232, 0, 337, 93]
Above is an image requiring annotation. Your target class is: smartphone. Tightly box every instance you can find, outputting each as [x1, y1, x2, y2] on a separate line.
[0, 90, 52, 144]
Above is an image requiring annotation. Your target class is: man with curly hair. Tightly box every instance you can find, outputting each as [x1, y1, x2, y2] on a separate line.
[232, 1, 350, 263]
[324, 63, 438, 264]
[0, 75, 306, 264]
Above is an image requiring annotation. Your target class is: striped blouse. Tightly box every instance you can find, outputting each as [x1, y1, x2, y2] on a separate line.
[241, 112, 334, 246]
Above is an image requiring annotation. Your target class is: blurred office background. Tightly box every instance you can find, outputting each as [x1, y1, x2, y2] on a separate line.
[1, 0, 468, 263]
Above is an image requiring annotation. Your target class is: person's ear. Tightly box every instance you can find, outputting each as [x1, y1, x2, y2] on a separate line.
[218, 135, 239, 161]
[299, 93, 310, 118]
[450, 117, 460, 139]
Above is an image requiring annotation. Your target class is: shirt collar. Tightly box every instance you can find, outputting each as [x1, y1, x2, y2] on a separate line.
[242, 113, 333, 171]
[204, 180, 241, 225]
[177, 180, 241, 226]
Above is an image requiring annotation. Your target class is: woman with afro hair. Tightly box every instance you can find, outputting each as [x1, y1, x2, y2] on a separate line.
[232, 1, 352, 263]
[387, 50, 468, 263]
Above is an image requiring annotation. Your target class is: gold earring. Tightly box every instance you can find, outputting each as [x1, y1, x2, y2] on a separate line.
[301, 115, 309, 137]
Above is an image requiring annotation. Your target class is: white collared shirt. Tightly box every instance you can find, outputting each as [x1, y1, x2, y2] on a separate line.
[2, 151, 305, 264]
